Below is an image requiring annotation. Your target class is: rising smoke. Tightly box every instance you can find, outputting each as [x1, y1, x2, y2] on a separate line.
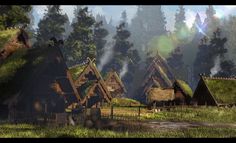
[97, 41, 115, 71]
[119, 60, 128, 79]
[210, 56, 221, 77]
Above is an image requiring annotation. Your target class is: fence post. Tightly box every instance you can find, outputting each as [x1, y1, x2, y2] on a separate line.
[138, 106, 141, 119]
[110, 104, 113, 120]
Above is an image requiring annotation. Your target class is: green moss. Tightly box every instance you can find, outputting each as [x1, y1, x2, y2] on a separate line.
[157, 65, 172, 86]
[176, 80, 193, 97]
[32, 56, 44, 66]
[111, 97, 142, 107]
[69, 65, 87, 80]
[0, 47, 50, 102]
[0, 48, 27, 84]
[0, 29, 19, 49]
[204, 79, 236, 104]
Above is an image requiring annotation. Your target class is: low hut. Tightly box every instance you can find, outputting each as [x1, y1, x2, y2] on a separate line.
[192, 75, 236, 107]
[104, 70, 127, 98]
[146, 87, 175, 107]
[173, 80, 193, 105]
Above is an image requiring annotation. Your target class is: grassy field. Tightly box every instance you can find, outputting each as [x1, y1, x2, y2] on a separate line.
[101, 106, 236, 123]
[0, 123, 235, 138]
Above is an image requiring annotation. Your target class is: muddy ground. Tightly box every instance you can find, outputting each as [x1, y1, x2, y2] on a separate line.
[96, 119, 236, 132]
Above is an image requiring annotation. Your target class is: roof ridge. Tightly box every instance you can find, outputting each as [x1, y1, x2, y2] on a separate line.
[202, 75, 236, 80]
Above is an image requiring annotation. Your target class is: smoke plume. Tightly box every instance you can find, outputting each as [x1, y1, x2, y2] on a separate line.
[97, 41, 115, 71]
[210, 56, 221, 77]
[119, 60, 128, 79]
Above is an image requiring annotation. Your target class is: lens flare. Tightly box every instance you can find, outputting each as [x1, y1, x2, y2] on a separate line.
[148, 35, 175, 58]
[214, 9, 224, 19]
[195, 23, 208, 37]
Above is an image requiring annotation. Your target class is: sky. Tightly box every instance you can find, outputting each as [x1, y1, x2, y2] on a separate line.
[33, 5, 236, 32]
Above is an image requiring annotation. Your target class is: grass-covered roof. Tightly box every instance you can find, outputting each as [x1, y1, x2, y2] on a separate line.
[203, 77, 236, 104]
[176, 80, 193, 97]
[68, 64, 87, 81]
[111, 97, 142, 107]
[0, 47, 48, 102]
[0, 29, 19, 50]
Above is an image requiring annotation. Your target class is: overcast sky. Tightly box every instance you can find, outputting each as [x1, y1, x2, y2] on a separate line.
[33, 5, 236, 32]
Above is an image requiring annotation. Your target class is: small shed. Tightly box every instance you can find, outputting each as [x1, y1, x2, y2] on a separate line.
[192, 75, 236, 106]
[173, 80, 193, 105]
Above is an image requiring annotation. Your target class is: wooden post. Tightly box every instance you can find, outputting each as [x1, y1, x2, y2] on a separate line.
[110, 104, 113, 120]
[44, 103, 48, 123]
[86, 96, 88, 108]
[153, 102, 156, 113]
[138, 106, 141, 119]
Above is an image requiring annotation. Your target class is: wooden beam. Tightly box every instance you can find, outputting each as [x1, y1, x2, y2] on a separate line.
[66, 70, 81, 101]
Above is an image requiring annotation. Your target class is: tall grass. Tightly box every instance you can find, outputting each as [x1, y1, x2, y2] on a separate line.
[0, 124, 235, 138]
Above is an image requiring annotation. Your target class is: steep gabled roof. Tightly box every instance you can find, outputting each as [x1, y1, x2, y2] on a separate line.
[71, 58, 112, 103]
[174, 80, 193, 97]
[104, 70, 127, 93]
[201, 76, 236, 104]
[143, 53, 175, 88]
[0, 42, 79, 112]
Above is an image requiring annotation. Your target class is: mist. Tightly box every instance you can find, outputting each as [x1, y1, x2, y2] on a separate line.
[119, 60, 128, 79]
[97, 41, 115, 71]
[210, 56, 221, 77]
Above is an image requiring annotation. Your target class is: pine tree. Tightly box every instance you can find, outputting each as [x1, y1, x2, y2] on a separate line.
[174, 5, 190, 43]
[65, 7, 96, 66]
[130, 6, 167, 61]
[193, 28, 231, 87]
[35, 5, 68, 48]
[223, 16, 236, 64]
[203, 6, 220, 36]
[167, 47, 184, 69]
[71, 5, 84, 24]
[0, 5, 32, 28]
[94, 21, 109, 65]
[120, 10, 128, 27]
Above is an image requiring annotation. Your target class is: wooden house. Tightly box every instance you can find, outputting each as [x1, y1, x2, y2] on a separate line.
[138, 52, 175, 104]
[0, 38, 79, 121]
[173, 80, 193, 105]
[104, 70, 127, 98]
[192, 75, 236, 107]
[69, 58, 112, 108]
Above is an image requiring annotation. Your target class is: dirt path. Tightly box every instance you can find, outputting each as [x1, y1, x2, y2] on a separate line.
[99, 119, 236, 132]
[141, 121, 236, 130]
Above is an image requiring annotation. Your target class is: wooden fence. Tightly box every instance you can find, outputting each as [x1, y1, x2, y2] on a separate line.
[101, 105, 145, 121]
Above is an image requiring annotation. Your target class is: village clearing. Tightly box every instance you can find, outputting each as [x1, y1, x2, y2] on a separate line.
[0, 106, 236, 138]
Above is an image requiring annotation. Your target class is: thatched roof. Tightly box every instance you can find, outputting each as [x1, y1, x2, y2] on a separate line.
[175, 80, 193, 97]
[68, 64, 87, 81]
[201, 76, 236, 104]
[146, 87, 174, 103]
[104, 70, 127, 93]
[143, 53, 175, 89]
